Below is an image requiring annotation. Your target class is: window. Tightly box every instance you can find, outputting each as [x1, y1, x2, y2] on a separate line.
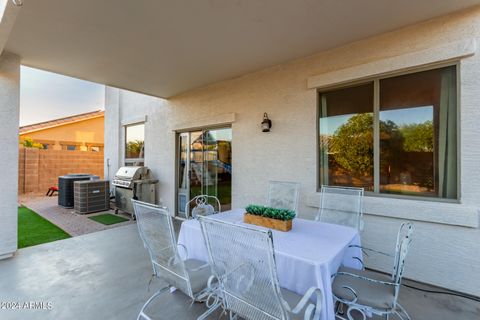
[125, 161, 144, 167]
[66, 145, 76, 151]
[125, 123, 145, 166]
[88, 144, 103, 152]
[319, 65, 457, 199]
[319, 83, 374, 191]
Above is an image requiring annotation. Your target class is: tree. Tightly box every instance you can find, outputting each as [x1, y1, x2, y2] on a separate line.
[21, 137, 44, 149]
[379, 119, 404, 171]
[401, 121, 434, 152]
[330, 113, 373, 176]
[329, 114, 404, 177]
[126, 140, 144, 158]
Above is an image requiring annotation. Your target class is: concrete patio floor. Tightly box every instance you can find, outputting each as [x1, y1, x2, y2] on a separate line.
[18, 194, 134, 236]
[0, 224, 478, 320]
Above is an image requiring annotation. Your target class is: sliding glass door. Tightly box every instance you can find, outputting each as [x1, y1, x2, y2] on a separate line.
[177, 127, 232, 218]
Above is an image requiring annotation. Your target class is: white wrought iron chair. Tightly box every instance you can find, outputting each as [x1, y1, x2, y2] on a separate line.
[132, 200, 213, 320]
[185, 194, 221, 219]
[267, 181, 300, 213]
[198, 216, 323, 320]
[331, 222, 414, 320]
[315, 185, 364, 231]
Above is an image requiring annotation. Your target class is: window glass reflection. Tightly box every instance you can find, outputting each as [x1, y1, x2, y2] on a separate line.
[319, 83, 374, 191]
[379, 66, 457, 198]
[125, 123, 145, 159]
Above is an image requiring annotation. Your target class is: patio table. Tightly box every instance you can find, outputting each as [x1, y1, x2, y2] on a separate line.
[178, 208, 362, 320]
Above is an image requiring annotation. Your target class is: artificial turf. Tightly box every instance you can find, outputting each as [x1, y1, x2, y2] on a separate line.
[88, 213, 129, 225]
[18, 206, 71, 249]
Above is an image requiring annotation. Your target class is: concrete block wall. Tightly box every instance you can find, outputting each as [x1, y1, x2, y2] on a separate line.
[17, 147, 24, 194]
[23, 147, 39, 193]
[18, 147, 104, 194]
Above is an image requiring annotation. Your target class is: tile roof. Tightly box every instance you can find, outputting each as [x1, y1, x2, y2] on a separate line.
[19, 110, 104, 134]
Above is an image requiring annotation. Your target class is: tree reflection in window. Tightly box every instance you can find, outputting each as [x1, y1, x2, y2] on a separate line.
[319, 65, 457, 199]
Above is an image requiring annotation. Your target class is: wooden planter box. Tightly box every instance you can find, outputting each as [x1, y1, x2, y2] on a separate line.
[244, 213, 292, 232]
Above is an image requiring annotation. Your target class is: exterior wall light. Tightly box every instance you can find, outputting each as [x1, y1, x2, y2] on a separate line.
[12, 0, 23, 6]
[261, 113, 272, 132]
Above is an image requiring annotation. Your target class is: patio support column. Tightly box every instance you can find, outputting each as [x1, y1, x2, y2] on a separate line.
[0, 51, 20, 259]
[104, 87, 121, 183]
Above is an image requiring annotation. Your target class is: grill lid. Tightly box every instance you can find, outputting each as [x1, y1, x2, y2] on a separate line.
[114, 166, 149, 180]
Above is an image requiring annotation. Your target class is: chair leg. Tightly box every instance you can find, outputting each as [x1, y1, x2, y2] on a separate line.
[394, 303, 411, 320]
[137, 286, 170, 320]
[196, 300, 222, 320]
[336, 302, 344, 315]
[346, 306, 366, 320]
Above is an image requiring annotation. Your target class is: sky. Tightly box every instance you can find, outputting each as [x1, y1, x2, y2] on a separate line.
[380, 105, 433, 125]
[19, 66, 105, 126]
[126, 123, 145, 142]
[320, 105, 433, 135]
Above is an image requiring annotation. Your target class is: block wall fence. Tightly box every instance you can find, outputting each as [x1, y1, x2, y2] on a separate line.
[18, 147, 104, 194]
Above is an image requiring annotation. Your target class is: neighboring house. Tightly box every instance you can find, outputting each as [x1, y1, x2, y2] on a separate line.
[17, 110, 105, 194]
[19, 110, 104, 151]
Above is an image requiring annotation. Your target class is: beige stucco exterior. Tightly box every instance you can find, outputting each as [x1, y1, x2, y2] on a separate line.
[105, 8, 480, 296]
[20, 114, 104, 151]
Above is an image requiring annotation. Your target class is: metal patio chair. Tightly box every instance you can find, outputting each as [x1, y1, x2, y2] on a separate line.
[198, 215, 323, 320]
[331, 222, 414, 320]
[315, 185, 364, 231]
[185, 194, 221, 219]
[132, 200, 213, 320]
[267, 181, 300, 213]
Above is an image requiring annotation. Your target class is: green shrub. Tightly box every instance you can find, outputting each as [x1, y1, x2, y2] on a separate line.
[21, 137, 44, 149]
[245, 204, 295, 221]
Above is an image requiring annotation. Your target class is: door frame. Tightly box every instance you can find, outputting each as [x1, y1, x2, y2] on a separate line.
[176, 132, 190, 218]
[174, 125, 232, 218]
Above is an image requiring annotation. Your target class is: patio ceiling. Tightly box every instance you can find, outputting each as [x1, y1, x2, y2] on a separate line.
[4, 0, 480, 98]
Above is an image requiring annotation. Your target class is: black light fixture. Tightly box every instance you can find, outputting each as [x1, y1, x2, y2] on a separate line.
[261, 112, 272, 132]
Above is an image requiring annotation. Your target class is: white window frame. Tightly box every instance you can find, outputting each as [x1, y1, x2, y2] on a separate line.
[124, 122, 145, 166]
[317, 62, 460, 202]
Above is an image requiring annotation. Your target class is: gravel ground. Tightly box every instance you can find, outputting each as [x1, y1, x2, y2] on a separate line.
[18, 194, 135, 237]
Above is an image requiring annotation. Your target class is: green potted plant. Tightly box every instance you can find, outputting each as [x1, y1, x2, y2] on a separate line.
[244, 204, 295, 231]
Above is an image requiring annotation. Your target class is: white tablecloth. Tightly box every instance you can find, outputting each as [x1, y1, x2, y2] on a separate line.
[177, 209, 362, 320]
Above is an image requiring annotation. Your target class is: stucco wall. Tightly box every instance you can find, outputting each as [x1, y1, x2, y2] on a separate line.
[0, 52, 20, 258]
[105, 8, 480, 296]
[104, 87, 160, 184]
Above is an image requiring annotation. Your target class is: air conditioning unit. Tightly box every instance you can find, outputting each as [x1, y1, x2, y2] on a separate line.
[58, 174, 92, 208]
[74, 180, 110, 214]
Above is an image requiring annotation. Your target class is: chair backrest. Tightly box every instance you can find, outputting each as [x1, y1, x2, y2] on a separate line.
[132, 200, 194, 298]
[392, 222, 414, 285]
[198, 216, 291, 320]
[267, 181, 300, 213]
[316, 185, 364, 230]
[186, 195, 221, 219]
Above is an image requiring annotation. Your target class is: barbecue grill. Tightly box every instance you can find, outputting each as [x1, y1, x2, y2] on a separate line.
[112, 166, 158, 217]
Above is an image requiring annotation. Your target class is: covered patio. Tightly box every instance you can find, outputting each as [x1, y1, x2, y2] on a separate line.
[0, 224, 477, 320]
[1, 1, 480, 319]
